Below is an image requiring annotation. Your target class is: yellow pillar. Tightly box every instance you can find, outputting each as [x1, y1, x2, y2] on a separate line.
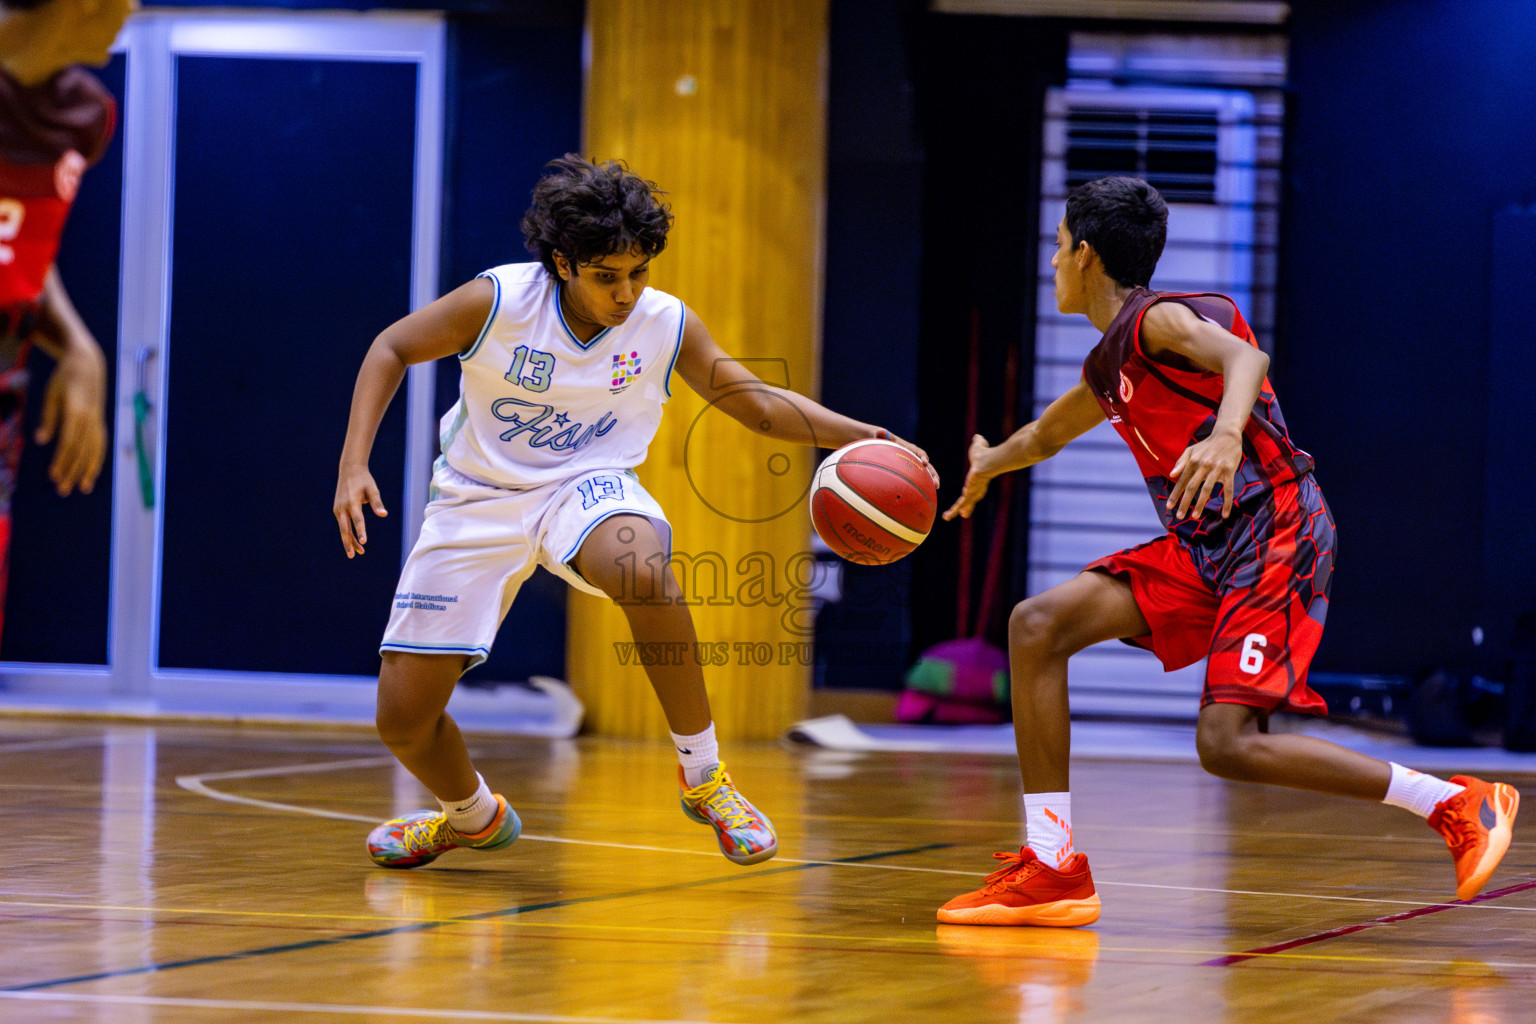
[573, 0, 829, 740]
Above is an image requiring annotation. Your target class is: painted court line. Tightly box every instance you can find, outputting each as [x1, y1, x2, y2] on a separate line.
[0, 736, 108, 755]
[0, 992, 720, 1023]
[178, 758, 1536, 910]
[1098, 879, 1536, 911]
[178, 761, 957, 867]
[1203, 877, 1536, 967]
[4, 842, 952, 992]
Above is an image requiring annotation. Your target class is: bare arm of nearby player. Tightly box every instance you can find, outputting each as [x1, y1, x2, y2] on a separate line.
[672, 305, 938, 485]
[29, 267, 107, 497]
[333, 277, 496, 558]
[942, 379, 1105, 522]
[1139, 299, 1270, 520]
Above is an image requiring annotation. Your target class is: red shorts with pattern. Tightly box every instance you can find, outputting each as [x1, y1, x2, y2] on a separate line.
[1086, 475, 1335, 715]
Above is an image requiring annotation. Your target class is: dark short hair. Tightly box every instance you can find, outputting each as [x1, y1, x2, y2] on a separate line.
[1063, 176, 1168, 288]
[520, 154, 673, 275]
[1, 1, 53, 9]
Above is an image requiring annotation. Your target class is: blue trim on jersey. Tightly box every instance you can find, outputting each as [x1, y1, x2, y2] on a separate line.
[461, 271, 502, 362]
[553, 282, 611, 351]
[663, 297, 686, 399]
[559, 506, 662, 567]
[380, 641, 490, 658]
[428, 454, 449, 501]
[438, 395, 470, 454]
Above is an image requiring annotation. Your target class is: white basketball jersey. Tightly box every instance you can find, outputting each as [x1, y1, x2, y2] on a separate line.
[439, 262, 686, 488]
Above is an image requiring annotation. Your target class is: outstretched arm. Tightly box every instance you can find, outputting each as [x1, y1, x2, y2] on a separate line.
[30, 267, 107, 497]
[1140, 300, 1270, 520]
[943, 378, 1105, 521]
[672, 306, 937, 483]
[334, 277, 494, 557]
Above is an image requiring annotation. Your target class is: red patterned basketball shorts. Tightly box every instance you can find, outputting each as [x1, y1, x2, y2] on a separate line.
[1086, 475, 1335, 715]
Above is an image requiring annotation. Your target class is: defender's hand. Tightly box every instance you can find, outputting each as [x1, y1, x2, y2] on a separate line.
[1167, 430, 1242, 520]
[335, 464, 388, 558]
[943, 433, 997, 521]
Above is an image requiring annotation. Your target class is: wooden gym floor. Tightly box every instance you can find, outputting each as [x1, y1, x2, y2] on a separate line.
[2, 717, 1532, 1023]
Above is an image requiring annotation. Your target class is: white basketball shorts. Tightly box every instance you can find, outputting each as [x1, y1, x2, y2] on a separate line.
[380, 460, 671, 670]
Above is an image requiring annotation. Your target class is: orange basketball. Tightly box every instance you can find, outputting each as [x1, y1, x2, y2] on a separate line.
[809, 439, 937, 565]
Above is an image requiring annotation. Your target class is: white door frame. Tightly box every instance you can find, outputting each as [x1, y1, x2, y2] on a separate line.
[0, 10, 444, 719]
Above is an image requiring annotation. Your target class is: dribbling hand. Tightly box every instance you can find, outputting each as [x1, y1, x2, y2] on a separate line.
[873, 427, 940, 489]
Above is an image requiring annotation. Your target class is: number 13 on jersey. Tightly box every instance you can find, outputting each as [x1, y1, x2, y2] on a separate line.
[577, 474, 625, 510]
[505, 346, 555, 392]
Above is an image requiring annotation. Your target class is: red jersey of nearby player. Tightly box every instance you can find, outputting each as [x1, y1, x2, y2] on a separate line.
[0, 67, 116, 323]
[1082, 288, 1314, 530]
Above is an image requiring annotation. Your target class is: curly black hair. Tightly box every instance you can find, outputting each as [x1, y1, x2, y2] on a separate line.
[520, 154, 673, 275]
[1064, 176, 1168, 289]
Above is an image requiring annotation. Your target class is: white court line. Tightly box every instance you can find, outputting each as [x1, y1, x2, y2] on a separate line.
[0, 992, 725, 1023]
[176, 759, 1535, 912]
[0, 736, 109, 754]
[178, 761, 956, 863]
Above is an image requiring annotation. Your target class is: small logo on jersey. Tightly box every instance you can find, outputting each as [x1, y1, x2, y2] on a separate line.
[610, 350, 642, 392]
[1118, 370, 1135, 404]
[55, 150, 86, 203]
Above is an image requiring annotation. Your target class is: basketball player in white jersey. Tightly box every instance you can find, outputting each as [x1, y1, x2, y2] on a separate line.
[335, 155, 934, 869]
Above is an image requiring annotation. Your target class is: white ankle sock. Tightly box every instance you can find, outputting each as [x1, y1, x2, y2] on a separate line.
[1024, 792, 1075, 868]
[1382, 762, 1464, 819]
[671, 723, 719, 787]
[440, 773, 497, 834]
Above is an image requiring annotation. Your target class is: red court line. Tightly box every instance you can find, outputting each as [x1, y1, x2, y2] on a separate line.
[1202, 878, 1536, 967]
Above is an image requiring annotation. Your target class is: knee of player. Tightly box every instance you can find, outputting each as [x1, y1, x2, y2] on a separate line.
[1195, 721, 1254, 780]
[375, 708, 420, 750]
[1008, 598, 1068, 656]
[375, 698, 434, 750]
[593, 561, 683, 605]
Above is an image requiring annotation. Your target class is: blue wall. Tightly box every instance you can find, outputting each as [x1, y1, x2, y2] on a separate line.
[1282, 0, 1536, 679]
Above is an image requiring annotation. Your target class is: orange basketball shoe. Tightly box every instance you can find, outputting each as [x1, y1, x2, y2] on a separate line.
[938, 847, 1101, 927]
[1428, 775, 1520, 901]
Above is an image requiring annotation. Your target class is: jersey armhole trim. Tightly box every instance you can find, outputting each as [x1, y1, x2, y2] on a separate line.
[460, 271, 502, 362]
[663, 298, 687, 399]
[1132, 293, 1234, 380]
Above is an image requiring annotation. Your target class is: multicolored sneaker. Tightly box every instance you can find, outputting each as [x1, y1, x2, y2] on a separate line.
[938, 847, 1100, 927]
[679, 763, 777, 865]
[366, 794, 521, 869]
[1428, 775, 1519, 900]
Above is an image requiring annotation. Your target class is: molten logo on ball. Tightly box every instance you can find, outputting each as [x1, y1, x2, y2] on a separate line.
[810, 439, 937, 565]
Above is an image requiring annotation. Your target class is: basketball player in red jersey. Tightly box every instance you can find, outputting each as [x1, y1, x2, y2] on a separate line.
[937, 176, 1519, 927]
[0, 0, 131, 646]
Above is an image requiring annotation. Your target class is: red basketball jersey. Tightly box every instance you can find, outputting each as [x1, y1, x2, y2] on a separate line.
[1082, 288, 1314, 524]
[0, 67, 116, 317]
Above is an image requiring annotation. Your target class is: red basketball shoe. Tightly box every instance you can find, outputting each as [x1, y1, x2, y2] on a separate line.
[938, 847, 1101, 927]
[1428, 775, 1519, 901]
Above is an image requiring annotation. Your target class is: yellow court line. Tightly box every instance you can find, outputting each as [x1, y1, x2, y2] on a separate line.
[4, 897, 1532, 972]
[0, 992, 716, 1024]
